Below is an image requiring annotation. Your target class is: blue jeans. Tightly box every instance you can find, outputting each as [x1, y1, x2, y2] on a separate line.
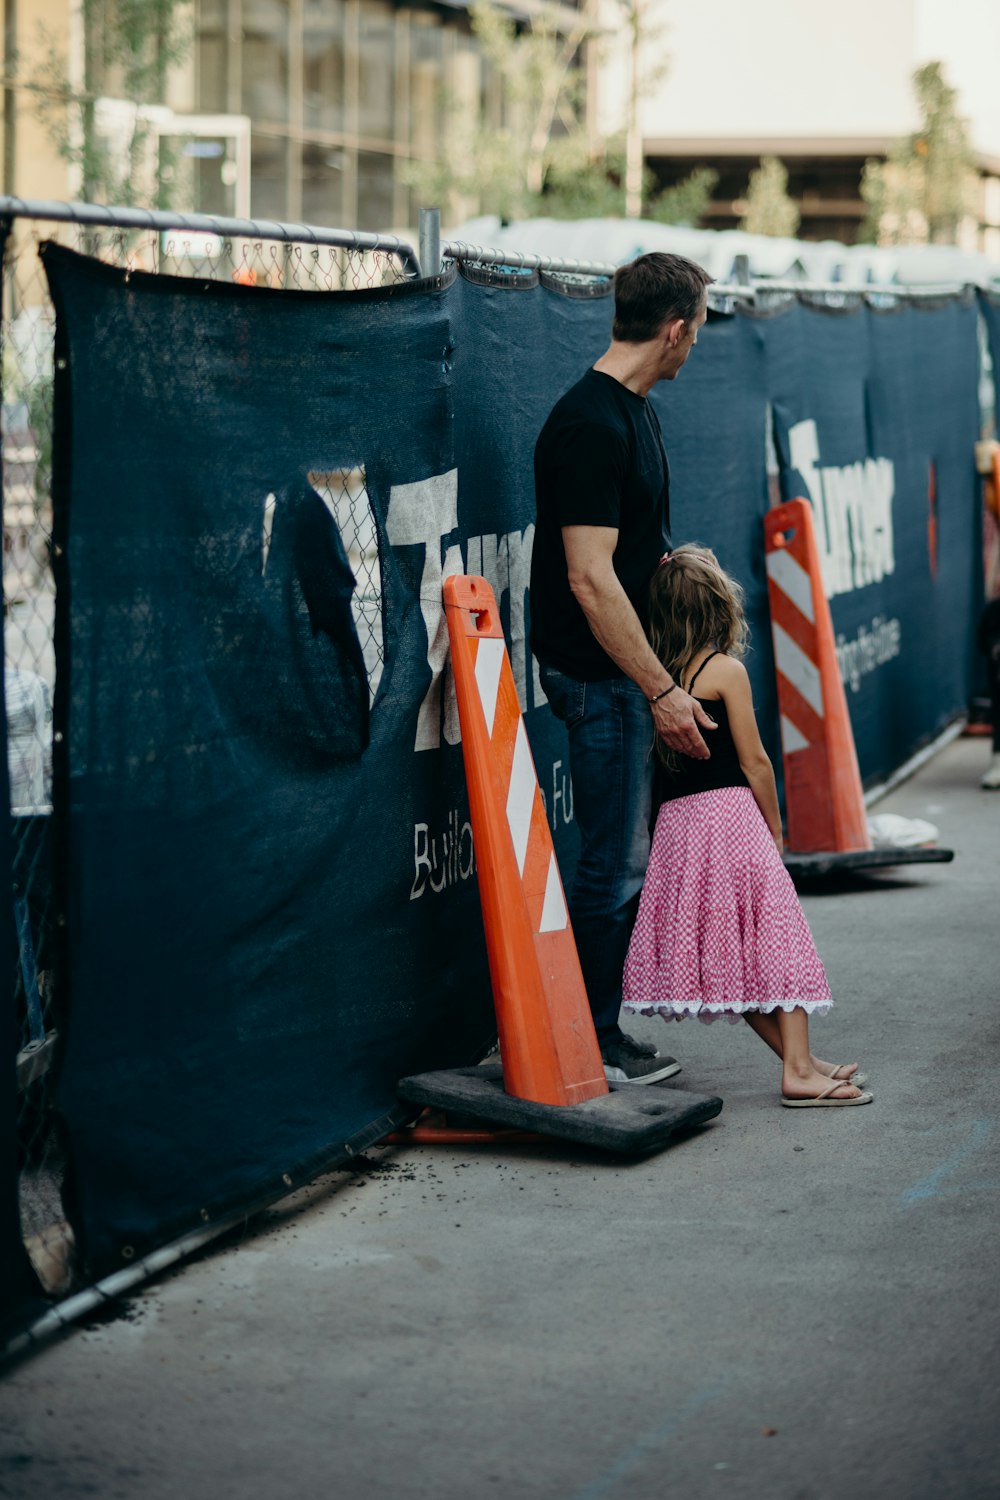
[538, 663, 655, 1042]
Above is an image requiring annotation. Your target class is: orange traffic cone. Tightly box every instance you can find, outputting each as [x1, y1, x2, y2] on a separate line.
[764, 498, 871, 855]
[394, 576, 723, 1153]
[765, 498, 952, 876]
[442, 574, 607, 1108]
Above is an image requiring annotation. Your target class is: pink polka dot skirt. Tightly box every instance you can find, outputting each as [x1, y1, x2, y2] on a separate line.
[623, 787, 832, 1024]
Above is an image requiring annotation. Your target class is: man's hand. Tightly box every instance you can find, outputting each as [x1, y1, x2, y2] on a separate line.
[652, 687, 717, 760]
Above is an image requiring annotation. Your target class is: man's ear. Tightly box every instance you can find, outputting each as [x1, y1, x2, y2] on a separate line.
[664, 316, 685, 348]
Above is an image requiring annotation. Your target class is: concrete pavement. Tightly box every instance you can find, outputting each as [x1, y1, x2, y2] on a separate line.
[1, 734, 998, 1500]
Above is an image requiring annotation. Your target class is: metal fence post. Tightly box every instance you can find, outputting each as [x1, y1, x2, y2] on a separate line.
[418, 207, 441, 279]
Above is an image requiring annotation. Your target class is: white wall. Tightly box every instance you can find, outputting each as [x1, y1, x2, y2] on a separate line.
[596, 0, 1000, 156]
[915, 0, 1000, 156]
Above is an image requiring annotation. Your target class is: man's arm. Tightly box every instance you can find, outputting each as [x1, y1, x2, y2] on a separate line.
[563, 524, 714, 759]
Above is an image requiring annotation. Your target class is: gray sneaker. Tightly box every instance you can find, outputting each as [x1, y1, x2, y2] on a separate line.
[600, 1035, 681, 1085]
[619, 1030, 659, 1059]
[981, 752, 1000, 790]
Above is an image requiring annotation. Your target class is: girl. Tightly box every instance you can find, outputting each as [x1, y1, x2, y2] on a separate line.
[623, 545, 873, 1108]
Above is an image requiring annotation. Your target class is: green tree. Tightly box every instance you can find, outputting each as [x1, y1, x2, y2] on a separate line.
[859, 62, 976, 245]
[32, 0, 189, 207]
[539, 143, 716, 226]
[620, 0, 670, 219]
[739, 156, 800, 238]
[409, 0, 716, 228]
[648, 166, 718, 227]
[537, 137, 632, 221]
[406, 0, 594, 225]
[537, 0, 712, 224]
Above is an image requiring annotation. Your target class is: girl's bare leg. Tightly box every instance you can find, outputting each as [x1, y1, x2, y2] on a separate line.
[742, 1011, 859, 1080]
[776, 1007, 860, 1099]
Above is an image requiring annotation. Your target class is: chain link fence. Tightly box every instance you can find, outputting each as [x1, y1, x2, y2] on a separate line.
[2, 203, 417, 1302]
[5, 199, 993, 1323]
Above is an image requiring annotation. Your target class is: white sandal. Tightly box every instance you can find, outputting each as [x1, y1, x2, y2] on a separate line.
[781, 1079, 874, 1108]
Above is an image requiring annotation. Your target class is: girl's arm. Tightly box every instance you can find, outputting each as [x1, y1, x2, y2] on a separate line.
[716, 658, 784, 851]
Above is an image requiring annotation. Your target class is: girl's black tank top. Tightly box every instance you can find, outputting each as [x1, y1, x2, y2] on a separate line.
[655, 652, 751, 804]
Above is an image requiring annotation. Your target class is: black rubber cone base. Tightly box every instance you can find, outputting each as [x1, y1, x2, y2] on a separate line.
[784, 847, 954, 878]
[397, 1062, 722, 1155]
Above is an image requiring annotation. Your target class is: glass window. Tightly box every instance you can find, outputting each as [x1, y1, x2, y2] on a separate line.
[356, 150, 395, 231]
[250, 132, 288, 221]
[302, 143, 346, 228]
[197, 23, 228, 114]
[193, 151, 228, 216]
[303, 0, 346, 133]
[358, 1, 394, 140]
[242, 0, 291, 124]
[409, 11, 443, 156]
[159, 136, 233, 216]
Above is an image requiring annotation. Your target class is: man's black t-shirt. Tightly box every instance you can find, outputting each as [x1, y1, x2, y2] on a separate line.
[530, 367, 671, 680]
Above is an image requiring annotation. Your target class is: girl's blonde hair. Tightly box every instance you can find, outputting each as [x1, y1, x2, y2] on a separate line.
[648, 543, 749, 693]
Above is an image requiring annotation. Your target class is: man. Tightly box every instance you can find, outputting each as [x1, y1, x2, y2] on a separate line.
[529, 252, 716, 1084]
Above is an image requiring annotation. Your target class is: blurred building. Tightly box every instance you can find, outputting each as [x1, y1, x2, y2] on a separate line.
[4, 0, 1000, 248]
[625, 0, 1000, 250]
[2, 0, 77, 202]
[1, 0, 254, 214]
[1, 0, 593, 234]
[196, 0, 479, 232]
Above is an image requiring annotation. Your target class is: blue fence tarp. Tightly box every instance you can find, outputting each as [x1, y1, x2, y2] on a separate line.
[43, 246, 494, 1275]
[6, 245, 983, 1313]
[764, 294, 982, 784]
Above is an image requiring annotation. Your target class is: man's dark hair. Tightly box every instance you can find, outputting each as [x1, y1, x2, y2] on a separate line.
[612, 252, 713, 342]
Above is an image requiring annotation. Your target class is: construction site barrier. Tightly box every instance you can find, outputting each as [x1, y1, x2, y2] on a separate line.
[395, 578, 723, 1153]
